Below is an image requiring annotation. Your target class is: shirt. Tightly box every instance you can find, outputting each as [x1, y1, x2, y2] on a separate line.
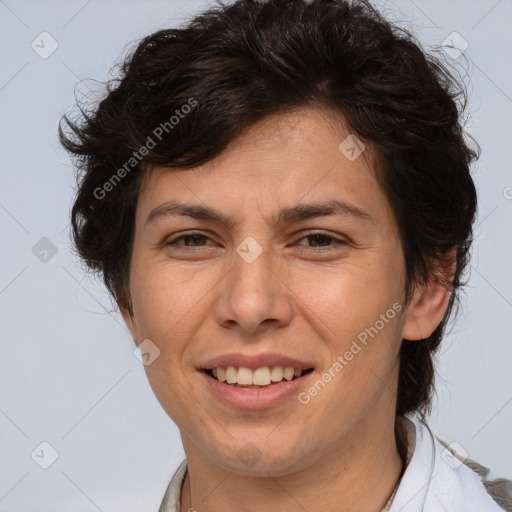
[159, 415, 506, 511]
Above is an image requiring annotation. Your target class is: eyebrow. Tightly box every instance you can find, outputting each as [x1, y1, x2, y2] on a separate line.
[145, 199, 374, 228]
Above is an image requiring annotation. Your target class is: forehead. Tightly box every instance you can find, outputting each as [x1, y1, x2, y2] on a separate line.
[135, 108, 390, 228]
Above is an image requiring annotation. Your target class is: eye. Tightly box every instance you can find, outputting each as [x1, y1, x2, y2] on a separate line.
[296, 231, 347, 249]
[165, 230, 347, 250]
[166, 232, 214, 248]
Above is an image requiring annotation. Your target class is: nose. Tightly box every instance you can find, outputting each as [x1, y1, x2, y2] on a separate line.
[213, 240, 294, 336]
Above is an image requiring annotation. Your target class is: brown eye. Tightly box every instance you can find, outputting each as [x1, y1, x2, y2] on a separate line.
[167, 232, 212, 247]
[296, 231, 347, 249]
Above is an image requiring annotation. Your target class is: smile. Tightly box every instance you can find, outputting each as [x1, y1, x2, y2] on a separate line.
[205, 365, 313, 387]
[200, 366, 315, 410]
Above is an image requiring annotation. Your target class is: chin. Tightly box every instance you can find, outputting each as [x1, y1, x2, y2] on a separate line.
[205, 436, 314, 477]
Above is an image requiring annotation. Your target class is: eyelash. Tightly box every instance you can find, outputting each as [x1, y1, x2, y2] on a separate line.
[166, 231, 347, 250]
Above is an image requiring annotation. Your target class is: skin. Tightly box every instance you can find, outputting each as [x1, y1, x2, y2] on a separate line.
[121, 108, 453, 512]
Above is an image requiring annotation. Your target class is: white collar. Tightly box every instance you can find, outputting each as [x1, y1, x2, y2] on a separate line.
[159, 458, 186, 512]
[389, 414, 504, 511]
[159, 416, 504, 511]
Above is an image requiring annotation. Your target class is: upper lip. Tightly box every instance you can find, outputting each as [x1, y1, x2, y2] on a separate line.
[199, 353, 315, 370]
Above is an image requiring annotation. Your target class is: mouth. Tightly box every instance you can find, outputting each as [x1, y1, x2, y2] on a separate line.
[202, 365, 315, 389]
[198, 354, 317, 409]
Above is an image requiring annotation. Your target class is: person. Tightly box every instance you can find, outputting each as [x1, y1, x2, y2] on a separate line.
[59, 0, 512, 510]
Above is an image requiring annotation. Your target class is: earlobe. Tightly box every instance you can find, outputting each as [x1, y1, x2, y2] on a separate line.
[120, 302, 138, 341]
[401, 249, 456, 341]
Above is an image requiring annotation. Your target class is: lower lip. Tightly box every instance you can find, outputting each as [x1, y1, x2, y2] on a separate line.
[200, 370, 313, 410]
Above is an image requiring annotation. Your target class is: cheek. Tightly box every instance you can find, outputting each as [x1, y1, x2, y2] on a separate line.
[290, 255, 404, 410]
[128, 261, 209, 420]
[129, 258, 216, 339]
[292, 256, 403, 345]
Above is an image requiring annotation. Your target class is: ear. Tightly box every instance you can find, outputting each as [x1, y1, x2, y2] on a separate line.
[120, 301, 138, 342]
[401, 248, 457, 341]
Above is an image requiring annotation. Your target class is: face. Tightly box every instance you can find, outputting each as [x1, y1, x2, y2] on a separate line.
[122, 108, 423, 476]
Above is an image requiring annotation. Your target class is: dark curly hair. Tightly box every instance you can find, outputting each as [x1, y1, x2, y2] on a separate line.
[59, 0, 479, 417]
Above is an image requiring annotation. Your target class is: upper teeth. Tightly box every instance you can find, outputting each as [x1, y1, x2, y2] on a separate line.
[211, 365, 304, 386]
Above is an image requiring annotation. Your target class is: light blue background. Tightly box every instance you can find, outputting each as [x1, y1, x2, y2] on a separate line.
[1, 0, 511, 510]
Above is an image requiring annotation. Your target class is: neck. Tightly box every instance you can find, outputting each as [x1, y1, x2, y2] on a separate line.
[180, 414, 404, 512]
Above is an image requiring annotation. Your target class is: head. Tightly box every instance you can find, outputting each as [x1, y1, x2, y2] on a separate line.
[60, 0, 478, 475]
